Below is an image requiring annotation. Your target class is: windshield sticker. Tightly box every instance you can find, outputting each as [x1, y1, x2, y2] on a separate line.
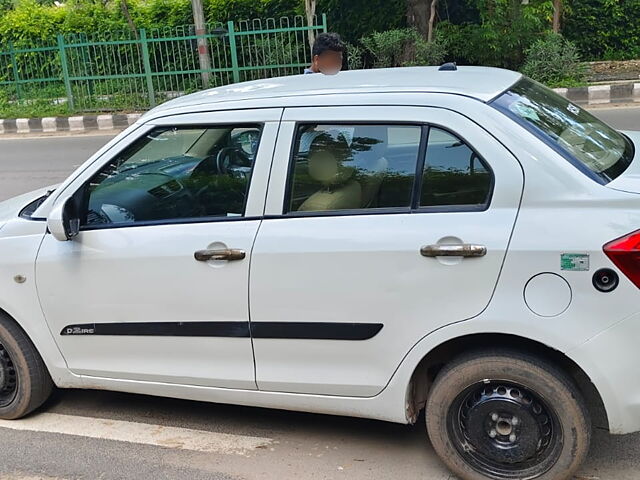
[567, 104, 580, 115]
[510, 102, 540, 122]
[561, 253, 589, 271]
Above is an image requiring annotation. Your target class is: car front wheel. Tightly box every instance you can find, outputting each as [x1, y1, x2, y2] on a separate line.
[425, 349, 591, 480]
[0, 313, 53, 419]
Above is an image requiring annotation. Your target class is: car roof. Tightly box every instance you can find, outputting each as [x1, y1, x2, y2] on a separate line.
[150, 66, 521, 115]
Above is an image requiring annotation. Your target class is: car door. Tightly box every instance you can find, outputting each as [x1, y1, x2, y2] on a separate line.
[250, 106, 524, 396]
[36, 109, 281, 389]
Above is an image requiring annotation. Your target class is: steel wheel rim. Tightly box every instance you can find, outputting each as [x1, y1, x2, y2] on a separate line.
[0, 342, 17, 408]
[447, 380, 563, 479]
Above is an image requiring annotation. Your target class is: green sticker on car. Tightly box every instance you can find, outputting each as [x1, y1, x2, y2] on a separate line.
[561, 253, 589, 271]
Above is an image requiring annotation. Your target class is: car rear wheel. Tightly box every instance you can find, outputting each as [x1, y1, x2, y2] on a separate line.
[0, 313, 53, 419]
[425, 350, 591, 480]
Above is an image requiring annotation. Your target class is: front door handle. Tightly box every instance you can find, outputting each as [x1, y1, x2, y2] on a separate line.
[194, 248, 246, 262]
[420, 244, 487, 258]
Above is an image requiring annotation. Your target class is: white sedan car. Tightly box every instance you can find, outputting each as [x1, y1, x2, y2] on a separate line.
[0, 65, 638, 480]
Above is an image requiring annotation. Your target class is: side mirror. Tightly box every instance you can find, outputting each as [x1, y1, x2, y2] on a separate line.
[47, 198, 80, 241]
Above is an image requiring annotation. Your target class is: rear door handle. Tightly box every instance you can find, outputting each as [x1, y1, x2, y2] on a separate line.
[194, 248, 246, 262]
[420, 244, 487, 258]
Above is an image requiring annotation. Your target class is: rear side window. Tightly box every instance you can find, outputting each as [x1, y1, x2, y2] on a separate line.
[286, 124, 422, 213]
[492, 77, 633, 183]
[420, 128, 492, 209]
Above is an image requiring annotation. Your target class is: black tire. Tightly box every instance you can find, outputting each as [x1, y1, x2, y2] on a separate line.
[425, 349, 591, 480]
[0, 313, 53, 419]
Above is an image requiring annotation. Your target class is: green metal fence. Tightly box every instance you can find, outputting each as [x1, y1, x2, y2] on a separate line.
[0, 15, 327, 113]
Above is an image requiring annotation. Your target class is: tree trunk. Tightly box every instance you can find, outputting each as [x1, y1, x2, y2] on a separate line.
[552, 0, 562, 33]
[406, 0, 429, 39]
[427, 0, 438, 42]
[191, 0, 212, 88]
[120, 0, 138, 40]
[304, 0, 317, 52]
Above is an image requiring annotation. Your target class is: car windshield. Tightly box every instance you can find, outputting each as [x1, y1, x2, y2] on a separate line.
[491, 77, 634, 183]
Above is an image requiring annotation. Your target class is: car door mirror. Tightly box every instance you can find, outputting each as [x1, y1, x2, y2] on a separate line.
[47, 197, 80, 241]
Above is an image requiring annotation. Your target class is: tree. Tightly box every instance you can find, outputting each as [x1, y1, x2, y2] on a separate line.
[552, 0, 562, 33]
[191, 0, 211, 87]
[407, 0, 439, 42]
[406, 0, 429, 38]
[120, 0, 138, 39]
[304, 0, 316, 51]
[427, 0, 438, 42]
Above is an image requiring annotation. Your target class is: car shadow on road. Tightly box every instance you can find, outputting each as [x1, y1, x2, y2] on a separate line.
[41, 388, 640, 480]
[44, 387, 424, 443]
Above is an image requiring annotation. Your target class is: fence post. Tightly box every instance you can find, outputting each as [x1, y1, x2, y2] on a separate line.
[56, 35, 74, 111]
[322, 13, 328, 33]
[227, 21, 240, 84]
[8, 42, 22, 100]
[139, 29, 156, 108]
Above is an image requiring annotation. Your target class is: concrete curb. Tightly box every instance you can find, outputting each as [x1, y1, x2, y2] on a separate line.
[0, 113, 142, 135]
[553, 82, 640, 105]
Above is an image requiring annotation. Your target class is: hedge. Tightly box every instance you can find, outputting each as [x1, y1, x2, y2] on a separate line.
[0, 0, 638, 65]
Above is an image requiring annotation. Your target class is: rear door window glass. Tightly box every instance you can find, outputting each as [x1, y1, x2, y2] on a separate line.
[287, 124, 422, 213]
[420, 128, 492, 208]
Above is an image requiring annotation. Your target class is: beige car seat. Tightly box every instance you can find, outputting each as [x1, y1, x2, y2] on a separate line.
[298, 132, 362, 212]
[359, 155, 389, 208]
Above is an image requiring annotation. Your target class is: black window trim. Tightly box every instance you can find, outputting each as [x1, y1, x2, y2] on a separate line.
[77, 122, 265, 233]
[19, 194, 49, 221]
[281, 121, 495, 219]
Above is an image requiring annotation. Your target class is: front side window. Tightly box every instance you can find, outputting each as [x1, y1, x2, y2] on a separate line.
[82, 125, 262, 227]
[492, 77, 634, 183]
[286, 124, 422, 213]
[420, 128, 492, 208]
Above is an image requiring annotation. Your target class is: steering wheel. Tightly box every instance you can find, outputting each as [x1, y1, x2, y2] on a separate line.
[216, 147, 250, 175]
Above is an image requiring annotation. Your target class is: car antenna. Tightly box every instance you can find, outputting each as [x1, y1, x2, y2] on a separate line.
[438, 62, 457, 71]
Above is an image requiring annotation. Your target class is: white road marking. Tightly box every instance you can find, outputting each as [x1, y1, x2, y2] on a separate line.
[1, 475, 66, 480]
[0, 413, 271, 455]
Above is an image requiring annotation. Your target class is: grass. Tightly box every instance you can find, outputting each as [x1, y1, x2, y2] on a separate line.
[0, 99, 71, 119]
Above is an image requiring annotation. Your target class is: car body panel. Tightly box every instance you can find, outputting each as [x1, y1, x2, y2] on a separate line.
[0, 186, 52, 231]
[0, 217, 76, 387]
[251, 106, 524, 396]
[605, 130, 640, 193]
[148, 66, 522, 117]
[34, 116, 281, 388]
[36, 220, 261, 388]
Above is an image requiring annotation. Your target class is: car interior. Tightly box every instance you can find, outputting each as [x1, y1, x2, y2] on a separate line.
[289, 125, 420, 212]
[83, 125, 262, 226]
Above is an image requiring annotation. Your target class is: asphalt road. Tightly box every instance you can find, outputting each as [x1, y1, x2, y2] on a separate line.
[0, 105, 638, 480]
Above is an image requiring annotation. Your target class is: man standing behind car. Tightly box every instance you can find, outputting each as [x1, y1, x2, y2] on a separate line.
[304, 33, 345, 75]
